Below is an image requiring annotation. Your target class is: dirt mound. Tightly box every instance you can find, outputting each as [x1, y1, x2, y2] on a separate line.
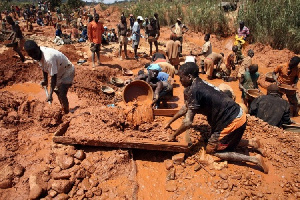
[71, 67, 121, 105]
[59, 44, 80, 62]
[0, 91, 63, 130]
[0, 49, 41, 88]
[63, 106, 172, 142]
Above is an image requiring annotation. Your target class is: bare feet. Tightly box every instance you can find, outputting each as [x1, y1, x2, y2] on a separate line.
[252, 138, 266, 156]
[255, 154, 269, 174]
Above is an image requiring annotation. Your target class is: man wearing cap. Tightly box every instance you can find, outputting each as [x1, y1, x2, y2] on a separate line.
[273, 56, 300, 116]
[250, 84, 292, 127]
[24, 40, 75, 114]
[137, 64, 173, 108]
[88, 13, 104, 69]
[132, 16, 143, 60]
[147, 64, 173, 108]
[170, 18, 189, 56]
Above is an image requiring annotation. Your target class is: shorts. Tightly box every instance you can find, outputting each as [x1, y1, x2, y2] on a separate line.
[119, 35, 128, 45]
[148, 36, 157, 43]
[132, 40, 139, 48]
[90, 43, 100, 52]
[217, 111, 247, 151]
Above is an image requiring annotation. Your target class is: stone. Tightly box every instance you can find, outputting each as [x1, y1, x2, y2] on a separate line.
[89, 177, 99, 187]
[56, 155, 74, 170]
[166, 180, 177, 192]
[92, 186, 102, 196]
[49, 189, 58, 197]
[76, 188, 85, 196]
[164, 159, 174, 170]
[29, 175, 44, 200]
[220, 183, 229, 190]
[172, 153, 185, 164]
[53, 166, 61, 173]
[13, 165, 25, 176]
[68, 186, 77, 198]
[81, 178, 91, 191]
[74, 158, 81, 165]
[85, 191, 94, 198]
[51, 180, 73, 194]
[213, 161, 228, 170]
[231, 174, 242, 180]
[166, 168, 175, 181]
[0, 179, 13, 189]
[219, 173, 228, 180]
[52, 171, 71, 180]
[74, 150, 85, 160]
[53, 193, 69, 200]
[76, 169, 86, 179]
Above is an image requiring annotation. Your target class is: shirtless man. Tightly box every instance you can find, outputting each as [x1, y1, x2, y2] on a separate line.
[117, 15, 128, 60]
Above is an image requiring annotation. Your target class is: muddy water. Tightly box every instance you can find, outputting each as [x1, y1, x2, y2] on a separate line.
[0, 82, 82, 112]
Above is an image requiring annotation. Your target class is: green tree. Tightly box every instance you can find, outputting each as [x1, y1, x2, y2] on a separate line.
[66, 0, 85, 10]
[49, 0, 62, 11]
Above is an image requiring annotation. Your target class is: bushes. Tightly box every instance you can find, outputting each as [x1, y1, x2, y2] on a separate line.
[119, 0, 299, 53]
[238, 0, 300, 53]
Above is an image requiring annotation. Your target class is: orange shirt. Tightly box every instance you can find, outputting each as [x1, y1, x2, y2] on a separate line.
[274, 63, 299, 85]
[87, 21, 104, 44]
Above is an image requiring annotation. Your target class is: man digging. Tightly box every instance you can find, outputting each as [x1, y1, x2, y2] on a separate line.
[165, 62, 268, 174]
[24, 40, 75, 114]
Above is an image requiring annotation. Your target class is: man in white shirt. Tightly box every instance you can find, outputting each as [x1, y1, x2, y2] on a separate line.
[24, 40, 75, 114]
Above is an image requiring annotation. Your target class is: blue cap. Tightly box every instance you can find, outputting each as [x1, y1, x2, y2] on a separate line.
[147, 64, 162, 71]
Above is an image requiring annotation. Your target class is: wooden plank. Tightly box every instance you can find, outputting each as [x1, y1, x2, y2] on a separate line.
[153, 109, 179, 116]
[53, 136, 189, 152]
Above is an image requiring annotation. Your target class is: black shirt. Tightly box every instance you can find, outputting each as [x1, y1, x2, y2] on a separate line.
[12, 23, 23, 39]
[249, 94, 291, 127]
[185, 77, 240, 133]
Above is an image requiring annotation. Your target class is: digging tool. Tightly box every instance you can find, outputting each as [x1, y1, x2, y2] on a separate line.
[43, 86, 51, 105]
[194, 162, 216, 177]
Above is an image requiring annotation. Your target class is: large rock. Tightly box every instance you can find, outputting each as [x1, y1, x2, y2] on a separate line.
[29, 175, 44, 199]
[56, 155, 74, 170]
[51, 180, 73, 194]
[164, 159, 174, 170]
[53, 193, 69, 200]
[14, 165, 25, 177]
[166, 168, 175, 181]
[172, 153, 185, 164]
[0, 179, 13, 189]
[52, 171, 71, 180]
[165, 180, 177, 192]
[74, 150, 85, 160]
[81, 178, 91, 191]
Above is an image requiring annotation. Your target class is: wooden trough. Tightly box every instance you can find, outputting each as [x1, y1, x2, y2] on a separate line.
[53, 115, 190, 153]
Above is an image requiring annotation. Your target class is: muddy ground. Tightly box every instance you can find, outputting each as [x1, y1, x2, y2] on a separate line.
[0, 5, 299, 200]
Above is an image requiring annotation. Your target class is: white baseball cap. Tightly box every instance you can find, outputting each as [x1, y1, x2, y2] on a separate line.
[137, 16, 144, 21]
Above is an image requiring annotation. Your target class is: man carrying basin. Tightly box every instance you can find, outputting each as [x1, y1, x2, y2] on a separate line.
[24, 40, 75, 114]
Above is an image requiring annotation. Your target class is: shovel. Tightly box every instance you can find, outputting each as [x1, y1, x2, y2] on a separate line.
[43, 85, 51, 105]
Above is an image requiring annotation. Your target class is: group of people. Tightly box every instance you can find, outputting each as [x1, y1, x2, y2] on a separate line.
[1, 5, 300, 175]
